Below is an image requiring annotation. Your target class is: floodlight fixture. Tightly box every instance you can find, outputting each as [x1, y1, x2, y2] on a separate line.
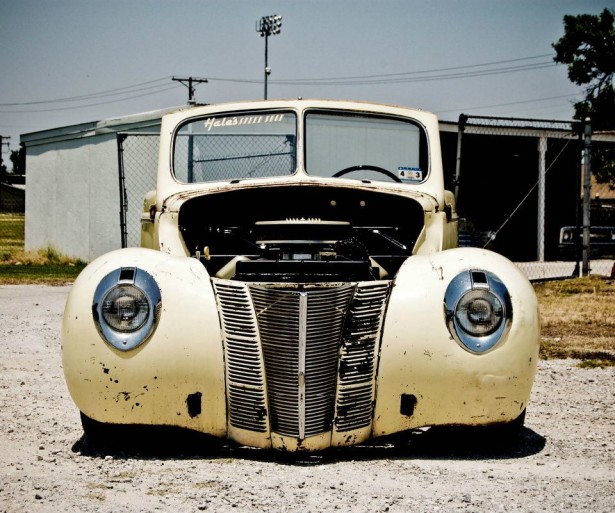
[257, 14, 282, 37]
[256, 14, 282, 99]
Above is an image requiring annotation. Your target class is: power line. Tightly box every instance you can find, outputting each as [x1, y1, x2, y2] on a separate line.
[1, 53, 558, 110]
[0, 85, 178, 114]
[274, 53, 556, 82]
[0, 77, 173, 107]
[0, 54, 565, 115]
[278, 63, 557, 86]
[206, 61, 557, 86]
[435, 93, 581, 115]
[205, 54, 559, 86]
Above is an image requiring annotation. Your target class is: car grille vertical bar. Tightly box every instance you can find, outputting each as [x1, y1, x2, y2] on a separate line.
[251, 285, 355, 439]
[335, 282, 391, 432]
[298, 292, 307, 440]
[213, 280, 268, 432]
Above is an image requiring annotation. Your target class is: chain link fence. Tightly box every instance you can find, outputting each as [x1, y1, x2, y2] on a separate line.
[174, 134, 295, 182]
[0, 183, 25, 256]
[117, 133, 160, 248]
[455, 114, 614, 280]
[117, 119, 615, 281]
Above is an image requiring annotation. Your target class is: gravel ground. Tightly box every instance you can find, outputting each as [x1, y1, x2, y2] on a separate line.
[1, 284, 614, 513]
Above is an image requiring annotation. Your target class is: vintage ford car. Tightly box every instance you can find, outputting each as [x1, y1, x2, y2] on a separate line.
[62, 99, 540, 452]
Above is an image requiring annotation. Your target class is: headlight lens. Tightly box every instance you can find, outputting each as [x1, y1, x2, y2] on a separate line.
[444, 270, 511, 353]
[93, 268, 161, 351]
[455, 289, 504, 336]
[101, 285, 150, 332]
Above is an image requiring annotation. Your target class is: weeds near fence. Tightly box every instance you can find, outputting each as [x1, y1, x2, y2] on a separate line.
[0, 213, 25, 256]
[536, 275, 615, 366]
[1, 246, 86, 266]
[0, 246, 86, 284]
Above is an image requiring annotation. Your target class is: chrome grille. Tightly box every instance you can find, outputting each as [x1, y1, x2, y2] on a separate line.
[335, 384, 374, 431]
[213, 279, 390, 439]
[213, 281, 267, 432]
[251, 285, 355, 438]
[335, 282, 391, 432]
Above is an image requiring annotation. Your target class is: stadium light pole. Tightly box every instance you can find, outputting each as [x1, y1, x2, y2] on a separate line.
[256, 15, 282, 100]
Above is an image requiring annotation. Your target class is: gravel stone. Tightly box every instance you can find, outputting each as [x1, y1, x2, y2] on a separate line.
[1, 285, 614, 512]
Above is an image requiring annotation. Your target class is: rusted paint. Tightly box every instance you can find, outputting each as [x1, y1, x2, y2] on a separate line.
[186, 392, 202, 418]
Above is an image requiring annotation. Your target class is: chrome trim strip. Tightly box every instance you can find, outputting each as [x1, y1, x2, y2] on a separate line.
[298, 292, 307, 440]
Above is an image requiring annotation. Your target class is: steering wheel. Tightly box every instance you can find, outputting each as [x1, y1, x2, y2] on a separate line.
[332, 165, 402, 183]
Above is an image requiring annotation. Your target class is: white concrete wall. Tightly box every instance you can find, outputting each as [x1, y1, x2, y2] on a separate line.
[22, 107, 177, 262]
[25, 134, 120, 262]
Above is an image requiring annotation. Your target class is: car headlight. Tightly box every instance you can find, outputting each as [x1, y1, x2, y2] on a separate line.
[444, 270, 512, 353]
[93, 267, 161, 351]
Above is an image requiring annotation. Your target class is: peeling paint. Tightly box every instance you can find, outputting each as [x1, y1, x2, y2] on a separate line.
[430, 262, 444, 280]
[115, 391, 131, 402]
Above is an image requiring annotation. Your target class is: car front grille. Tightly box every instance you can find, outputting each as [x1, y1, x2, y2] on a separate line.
[213, 279, 390, 440]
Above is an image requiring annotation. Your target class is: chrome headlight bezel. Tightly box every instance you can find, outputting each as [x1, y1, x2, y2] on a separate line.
[444, 270, 512, 354]
[92, 267, 161, 351]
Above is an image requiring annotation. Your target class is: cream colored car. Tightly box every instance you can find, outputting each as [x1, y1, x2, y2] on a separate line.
[62, 99, 540, 452]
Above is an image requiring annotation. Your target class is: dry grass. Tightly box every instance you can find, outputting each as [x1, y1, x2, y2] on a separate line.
[0, 247, 86, 285]
[535, 275, 615, 365]
[0, 246, 85, 266]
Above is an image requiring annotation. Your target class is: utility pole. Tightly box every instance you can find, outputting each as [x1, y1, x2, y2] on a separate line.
[0, 136, 10, 177]
[0, 136, 8, 209]
[172, 77, 208, 104]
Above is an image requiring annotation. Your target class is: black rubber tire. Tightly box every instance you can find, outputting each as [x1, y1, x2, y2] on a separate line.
[80, 412, 136, 450]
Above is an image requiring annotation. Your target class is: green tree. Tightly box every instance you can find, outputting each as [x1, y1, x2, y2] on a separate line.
[10, 147, 25, 176]
[553, 8, 615, 187]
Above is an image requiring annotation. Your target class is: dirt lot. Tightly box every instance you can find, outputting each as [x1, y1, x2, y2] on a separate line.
[1, 284, 614, 513]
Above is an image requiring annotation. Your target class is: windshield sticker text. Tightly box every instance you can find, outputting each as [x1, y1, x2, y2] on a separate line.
[204, 113, 286, 132]
[398, 167, 422, 181]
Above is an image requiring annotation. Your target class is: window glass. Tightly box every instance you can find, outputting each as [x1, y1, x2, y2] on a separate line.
[305, 112, 427, 183]
[173, 111, 297, 182]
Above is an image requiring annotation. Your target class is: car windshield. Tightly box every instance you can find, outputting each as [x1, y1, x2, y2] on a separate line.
[305, 112, 427, 183]
[172, 109, 427, 184]
[173, 111, 297, 183]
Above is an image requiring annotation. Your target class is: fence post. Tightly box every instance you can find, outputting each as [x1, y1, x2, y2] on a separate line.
[117, 133, 128, 249]
[454, 114, 467, 206]
[582, 118, 592, 277]
[537, 136, 547, 262]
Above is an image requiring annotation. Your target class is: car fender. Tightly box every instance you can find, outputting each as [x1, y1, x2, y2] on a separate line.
[62, 248, 227, 437]
[374, 247, 540, 435]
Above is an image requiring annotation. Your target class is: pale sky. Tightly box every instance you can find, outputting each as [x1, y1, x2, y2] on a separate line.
[0, 0, 612, 153]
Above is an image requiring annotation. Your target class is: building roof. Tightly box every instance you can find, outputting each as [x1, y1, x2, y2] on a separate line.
[19, 106, 184, 148]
